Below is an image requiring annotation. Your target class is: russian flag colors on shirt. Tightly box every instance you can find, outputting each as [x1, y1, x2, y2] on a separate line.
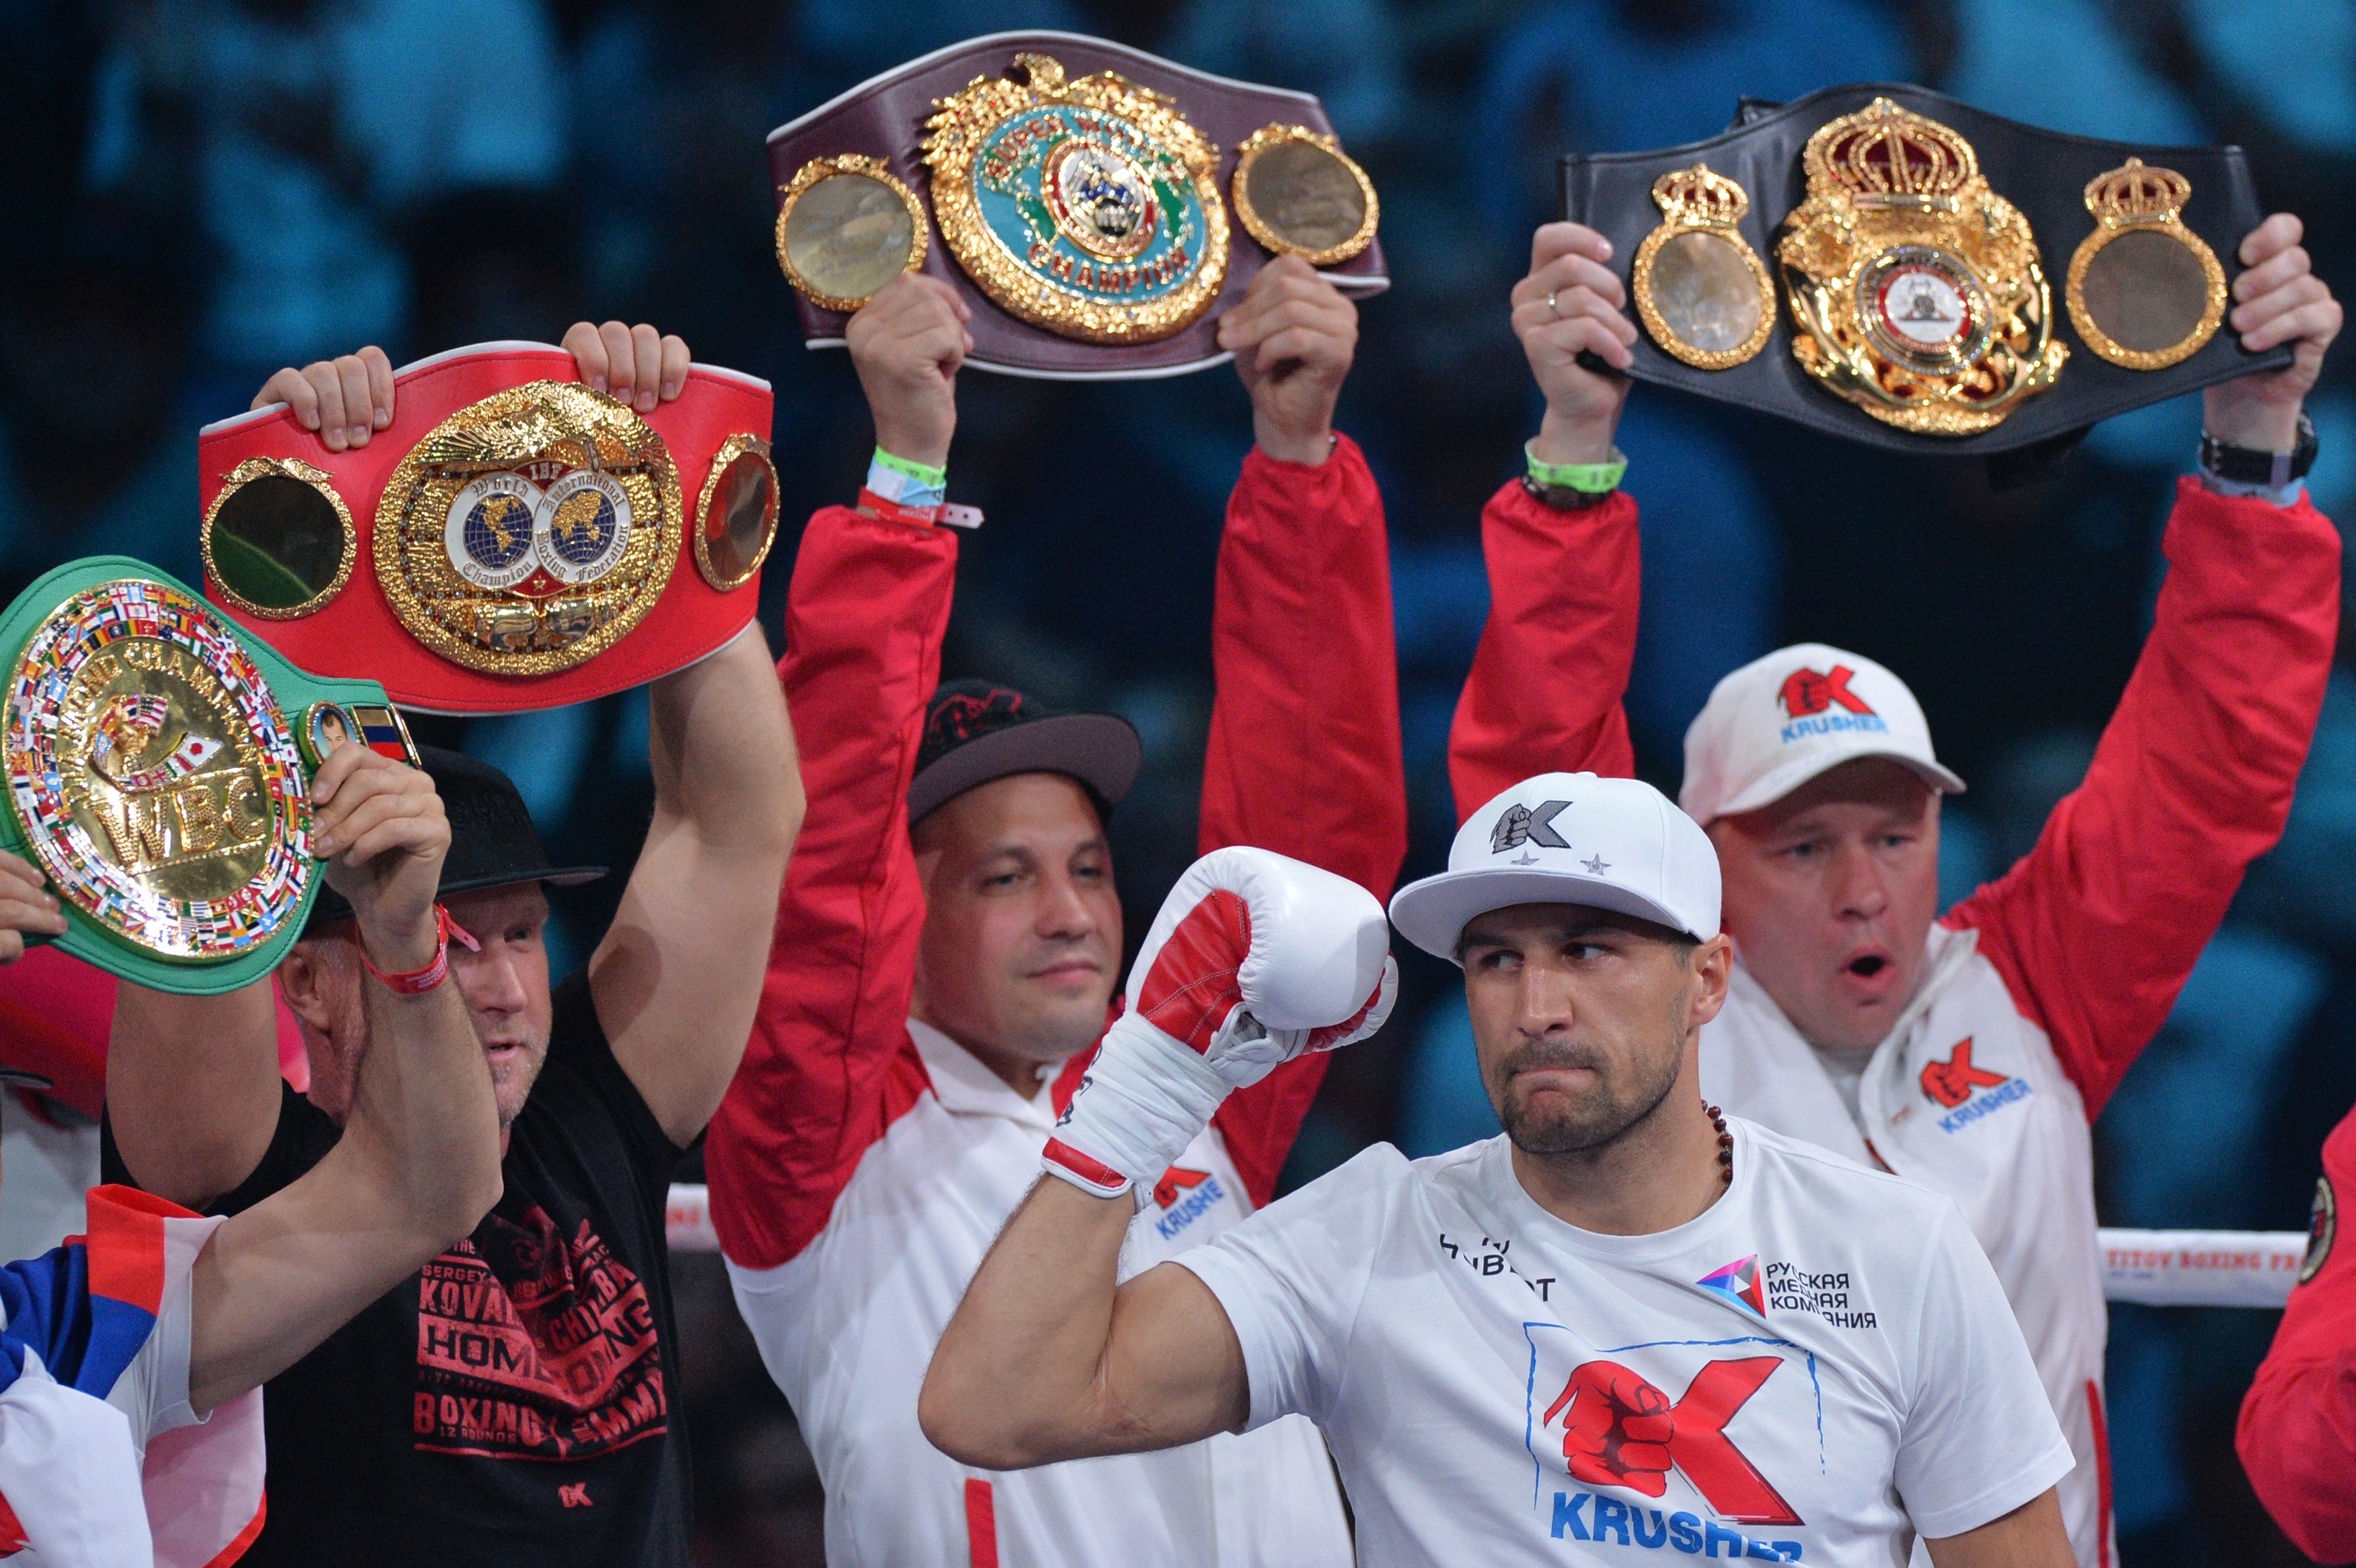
[0, 1185, 265, 1567]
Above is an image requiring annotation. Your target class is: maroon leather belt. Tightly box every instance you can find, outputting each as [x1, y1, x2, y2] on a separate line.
[768, 31, 1389, 379]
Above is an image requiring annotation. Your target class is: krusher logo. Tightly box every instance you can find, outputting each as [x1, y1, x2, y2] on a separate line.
[1150, 1166, 1226, 1241]
[1492, 800, 1570, 856]
[1776, 665, 1888, 746]
[1920, 1038, 2033, 1134]
[1541, 1357, 1802, 1525]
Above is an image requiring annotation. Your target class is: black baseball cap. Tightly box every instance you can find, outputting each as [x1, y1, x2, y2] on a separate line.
[908, 680, 1142, 827]
[308, 744, 606, 929]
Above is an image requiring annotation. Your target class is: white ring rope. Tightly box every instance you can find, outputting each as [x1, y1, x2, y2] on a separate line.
[661, 1184, 2310, 1309]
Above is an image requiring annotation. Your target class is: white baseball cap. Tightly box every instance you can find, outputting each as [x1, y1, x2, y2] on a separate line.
[1679, 643, 1966, 826]
[1388, 772, 1720, 963]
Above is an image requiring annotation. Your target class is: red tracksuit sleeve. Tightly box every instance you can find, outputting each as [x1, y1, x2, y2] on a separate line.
[2238, 1103, 2356, 1562]
[1945, 479, 2340, 1118]
[1448, 481, 1640, 822]
[704, 506, 955, 1270]
[1200, 435, 1408, 1208]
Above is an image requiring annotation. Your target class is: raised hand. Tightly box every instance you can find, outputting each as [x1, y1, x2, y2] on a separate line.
[1512, 222, 1638, 466]
[1044, 846, 1393, 1198]
[561, 320, 691, 414]
[252, 320, 692, 455]
[309, 745, 449, 971]
[846, 273, 971, 472]
[252, 346, 396, 453]
[1217, 255, 1358, 464]
[2205, 213, 2342, 451]
[0, 848, 65, 965]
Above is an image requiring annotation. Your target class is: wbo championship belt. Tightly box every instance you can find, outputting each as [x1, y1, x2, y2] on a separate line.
[200, 342, 779, 714]
[766, 31, 1388, 378]
[1562, 84, 2291, 455]
[0, 557, 417, 994]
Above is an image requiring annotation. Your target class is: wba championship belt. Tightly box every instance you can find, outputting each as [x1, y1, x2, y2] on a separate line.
[1562, 83, 2291, 455]
[201, 343, 778, 713]
[0, 558, 415, 994]
[767, 31, 1388, 378]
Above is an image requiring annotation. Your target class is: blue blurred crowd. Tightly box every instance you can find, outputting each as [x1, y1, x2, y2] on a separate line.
[3, 0, 2353, 1561]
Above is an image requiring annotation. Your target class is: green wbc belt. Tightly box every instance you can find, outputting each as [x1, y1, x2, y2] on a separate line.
[0, 557, 408, 994]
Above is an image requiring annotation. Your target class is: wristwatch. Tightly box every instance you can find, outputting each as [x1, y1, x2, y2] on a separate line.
[2201, 410, 2317, 489]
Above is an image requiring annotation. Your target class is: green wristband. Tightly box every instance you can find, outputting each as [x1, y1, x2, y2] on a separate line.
[1525, 440, 1627, 494]
[871, 447, 948, 489]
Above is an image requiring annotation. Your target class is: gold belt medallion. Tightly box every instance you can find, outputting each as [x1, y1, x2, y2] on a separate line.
[1632, 163, 1775, 370]
[4, 579, 311, 959]
[923, 52, 1228, 343]
[1776, 97, 2065, 435]
[2066, 158, 2226, 370]
[375, 381, 681, 676]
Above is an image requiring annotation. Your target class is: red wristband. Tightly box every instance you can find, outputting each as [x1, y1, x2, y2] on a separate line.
[357, 903, 453, 994]
[856, 488, 985, 530]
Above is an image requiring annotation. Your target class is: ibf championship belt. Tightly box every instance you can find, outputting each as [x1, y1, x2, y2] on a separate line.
[1562, 83, 2287, 455]
[0, 558, 413, 993]
[766, 31, 1388, 378]
[201, 344, 778, 714]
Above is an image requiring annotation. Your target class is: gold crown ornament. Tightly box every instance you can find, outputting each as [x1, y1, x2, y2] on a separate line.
[1632, 163, 1776, 370]
[2066, 157, 2226, 370]
[1776, 97, 2066, 435]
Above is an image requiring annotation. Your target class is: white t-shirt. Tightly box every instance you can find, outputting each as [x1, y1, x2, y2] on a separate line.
[1176, 1118, 2072, 1567]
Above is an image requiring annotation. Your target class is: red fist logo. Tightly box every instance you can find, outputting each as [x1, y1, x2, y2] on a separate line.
[1540, 1356, 1802, 1526]
[1546, 1363, 1677, 1496]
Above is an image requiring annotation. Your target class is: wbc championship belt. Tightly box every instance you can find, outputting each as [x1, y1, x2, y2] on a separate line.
[1561, 83, 2288, 456]
[200, 344, 778, 714]
[766, 31, 1388, 378]
[0, 558, 415, 994]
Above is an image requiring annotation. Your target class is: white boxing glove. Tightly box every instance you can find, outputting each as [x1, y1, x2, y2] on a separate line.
[1042, 845, 1397, 1200]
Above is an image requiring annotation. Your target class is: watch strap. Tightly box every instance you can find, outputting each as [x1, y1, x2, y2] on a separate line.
[2201, 410, 2316, 487]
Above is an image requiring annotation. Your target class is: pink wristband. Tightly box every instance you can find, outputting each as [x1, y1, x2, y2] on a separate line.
[357, 904, 453, 994]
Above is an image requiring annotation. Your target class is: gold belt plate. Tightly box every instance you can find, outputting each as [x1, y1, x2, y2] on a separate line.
[923, 52, 1229, 344]
[4, 579, 312, 959]
[1776, 97, 2066, 435]
[375, 381, 682, 676]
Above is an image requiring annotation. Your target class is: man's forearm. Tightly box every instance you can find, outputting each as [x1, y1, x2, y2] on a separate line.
[648, 622, 802, 853]
[921, 1177, 1135, 1468]
[108, 979, 282, 1208]
[188, 969, 498, 1412]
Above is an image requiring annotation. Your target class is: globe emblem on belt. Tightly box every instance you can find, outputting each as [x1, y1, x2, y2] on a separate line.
[462, 492, 535, 577]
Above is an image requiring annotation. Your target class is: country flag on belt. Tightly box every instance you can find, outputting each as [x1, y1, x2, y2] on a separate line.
[351, 705, 420, 765]
[1697, 1254, 1768, 1318]
[164, 734, 224, 775]
[0, 1185, 265, 1565]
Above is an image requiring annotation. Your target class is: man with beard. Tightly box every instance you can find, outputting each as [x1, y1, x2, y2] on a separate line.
[1446, 215, 2341, 1565]
[920, 774, 2076, 1568]
[101, 322, 803, 1566]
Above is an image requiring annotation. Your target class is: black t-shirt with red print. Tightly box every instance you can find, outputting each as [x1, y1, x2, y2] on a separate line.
[106, 973, 691, 1566]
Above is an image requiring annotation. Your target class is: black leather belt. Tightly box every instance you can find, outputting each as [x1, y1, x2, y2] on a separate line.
[1562, 82, 2292, 456]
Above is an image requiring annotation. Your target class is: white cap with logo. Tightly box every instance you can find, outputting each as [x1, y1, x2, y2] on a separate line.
[1679, 642, 1967, 826]
[1388, 772, 1721, 963]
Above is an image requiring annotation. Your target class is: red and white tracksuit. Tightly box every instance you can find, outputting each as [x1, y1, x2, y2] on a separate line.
[1450, 474, 2340, 1567]
[2238, 1098, 2356, 1562]
[704, 439, 1406, 1567]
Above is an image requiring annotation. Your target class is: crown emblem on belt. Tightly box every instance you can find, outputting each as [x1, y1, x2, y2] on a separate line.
[1776, 97, 2066, 434]
[2085, 157, 2192, 225]
[1653, 164, 1750, 228]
